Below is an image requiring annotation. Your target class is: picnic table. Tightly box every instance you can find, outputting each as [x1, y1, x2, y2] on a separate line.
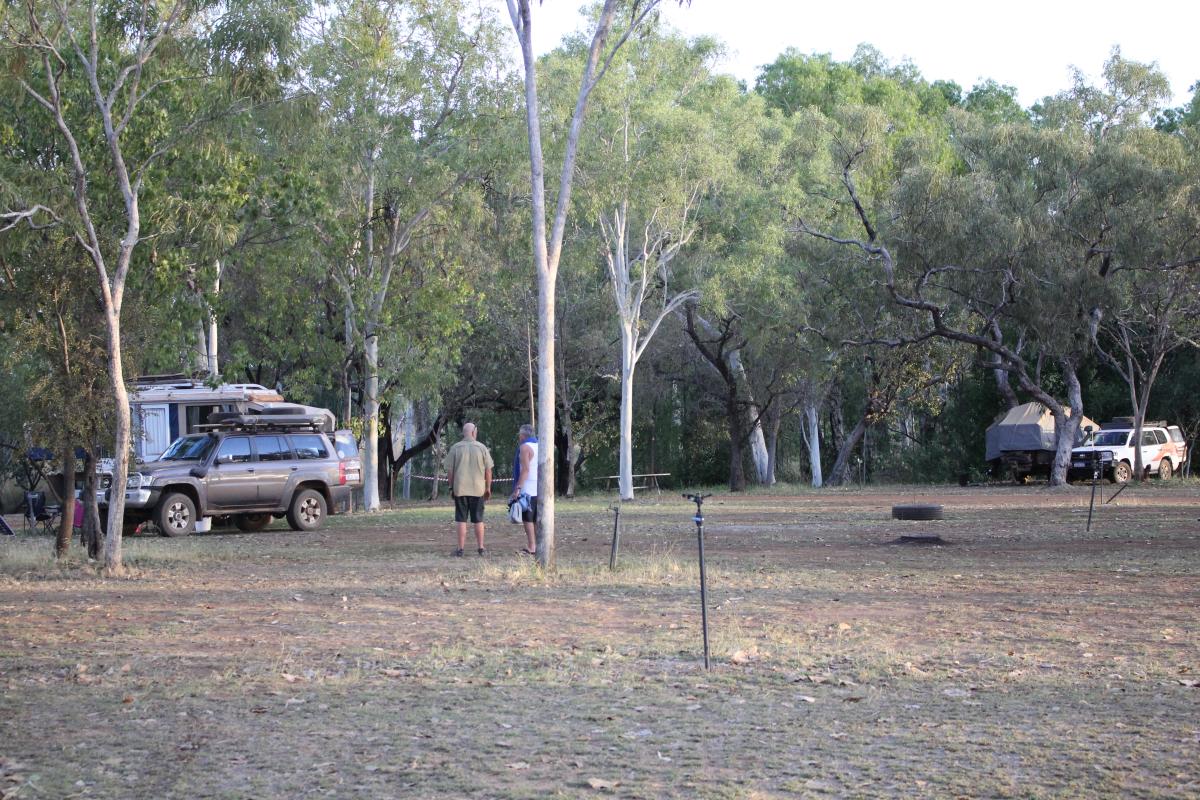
[602, 473, 670, 492]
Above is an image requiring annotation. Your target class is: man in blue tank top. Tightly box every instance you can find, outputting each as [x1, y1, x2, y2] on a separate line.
[510, 423, 538, 555]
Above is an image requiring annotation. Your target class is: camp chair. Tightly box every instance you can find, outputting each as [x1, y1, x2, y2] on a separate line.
[23, 491, 61, 535]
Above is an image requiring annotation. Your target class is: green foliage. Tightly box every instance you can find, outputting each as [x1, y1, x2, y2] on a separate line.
[2, 9, 1196, 495]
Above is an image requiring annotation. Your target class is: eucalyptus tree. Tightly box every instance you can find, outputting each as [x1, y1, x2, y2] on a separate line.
[1081, 115, 1200, 477]
[567, 32, 772, 499]
[795, 54, 1186, 485]
[757, 50, 964, 488]
[304, 0, 509, 510]
[505, 0, 681, 566]
[1027, 52, 1191, 478]
[0, 227, 111, 557]
[0, 1, 283, 572]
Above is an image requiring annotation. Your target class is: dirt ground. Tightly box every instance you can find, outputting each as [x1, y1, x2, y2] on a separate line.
[1, 483, 1198, 799]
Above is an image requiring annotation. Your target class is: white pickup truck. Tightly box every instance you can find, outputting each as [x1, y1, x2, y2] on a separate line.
[1069, 421, 1189, 483]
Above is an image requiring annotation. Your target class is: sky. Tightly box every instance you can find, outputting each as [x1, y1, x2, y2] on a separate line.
[497, 0, 1198, 107]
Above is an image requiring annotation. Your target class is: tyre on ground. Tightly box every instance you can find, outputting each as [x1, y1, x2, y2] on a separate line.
[155, 492, 196, 537]
[286, 488, 326, 532]
[235, 513, 272, 532]
[892, 504, 944, 521]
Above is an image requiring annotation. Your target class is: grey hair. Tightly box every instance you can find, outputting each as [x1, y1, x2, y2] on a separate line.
[518, 423, 535, 440]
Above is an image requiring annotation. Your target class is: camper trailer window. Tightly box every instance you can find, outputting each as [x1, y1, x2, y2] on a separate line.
[187, 405, 226, 430]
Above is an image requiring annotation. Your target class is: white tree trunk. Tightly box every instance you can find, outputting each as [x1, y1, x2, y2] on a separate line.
[1048, 359, 1084, 487]
[207, 261, 221, 377]
[362, 333, 381, 510]
[103, 316, 130, 572]
[805, 400, 823, 488]
[195, 322, 209, 376]
[508, 0, 658, 567]
[618, 327, 636, 500]
[402, 398, 414, 500]
[535, 264, 556, 561]
[728, 348, 770, 484]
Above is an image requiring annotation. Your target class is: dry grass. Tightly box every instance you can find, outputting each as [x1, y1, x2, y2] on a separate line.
[1, 483, 1198, 798]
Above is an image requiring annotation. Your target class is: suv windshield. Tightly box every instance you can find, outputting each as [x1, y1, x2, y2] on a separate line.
[1088, 431, 1130, 447]
[160, 435, 216, 461]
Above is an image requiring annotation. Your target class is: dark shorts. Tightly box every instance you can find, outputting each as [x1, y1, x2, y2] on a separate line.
[521, 495, 537, 524]
[454, 495, 485, 523]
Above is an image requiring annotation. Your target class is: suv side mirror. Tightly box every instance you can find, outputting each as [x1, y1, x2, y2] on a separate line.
[189, 466, 209, 479]
[216, 453, 234, 465]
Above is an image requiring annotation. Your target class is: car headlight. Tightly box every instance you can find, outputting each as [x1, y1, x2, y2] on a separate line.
[128, 473, 154, 489]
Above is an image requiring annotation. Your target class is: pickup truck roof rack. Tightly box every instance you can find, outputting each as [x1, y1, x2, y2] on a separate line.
[1101, 418, 1168, 429]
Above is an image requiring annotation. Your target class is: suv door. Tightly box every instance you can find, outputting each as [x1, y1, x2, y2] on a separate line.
[252, 434, 294, 507]
[1139, 430, 1161, 473]
[209, 436, 258, 509]
[287, 432, 336, 489]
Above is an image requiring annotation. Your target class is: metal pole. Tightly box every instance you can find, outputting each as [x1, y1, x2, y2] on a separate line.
[1086, 461, 1099, 532]
[609, 505, 621, 571]
[684, 493, 712, 670]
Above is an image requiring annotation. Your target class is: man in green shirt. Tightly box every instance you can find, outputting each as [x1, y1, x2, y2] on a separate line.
[443, 422, 494, 556]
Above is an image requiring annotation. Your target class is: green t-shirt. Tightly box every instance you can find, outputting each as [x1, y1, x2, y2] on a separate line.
[443, 440, 494, 497]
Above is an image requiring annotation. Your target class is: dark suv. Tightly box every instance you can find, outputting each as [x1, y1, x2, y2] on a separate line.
[105, 415, 360, 536]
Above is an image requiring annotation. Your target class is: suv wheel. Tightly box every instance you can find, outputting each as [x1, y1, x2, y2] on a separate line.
[1112, 461, 1133, 484]
[287, 489, 326, 532]
[235, 513, 272, 532]
[155, 492, 196, 537]
[1157, 459, 1173, 480]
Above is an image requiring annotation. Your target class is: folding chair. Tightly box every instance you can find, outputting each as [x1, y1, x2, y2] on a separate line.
[23, 491, 61, 535]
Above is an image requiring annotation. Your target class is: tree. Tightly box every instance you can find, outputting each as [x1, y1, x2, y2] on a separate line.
[305, 0, 505, 510]
[2, 1, 209, 572]
[0, 228, 110, 557]
[1085, 125, 1200, 478]
[576, 32, 743, 499]
[505, 0, 677, 567]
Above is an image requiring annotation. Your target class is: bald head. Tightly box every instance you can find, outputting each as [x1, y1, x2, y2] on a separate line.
[462, 422, 477, 440]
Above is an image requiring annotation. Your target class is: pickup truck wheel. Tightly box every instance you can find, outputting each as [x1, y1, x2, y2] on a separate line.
[1157, 459, 1173, 480]
[1112, 461, 1133, 484]
[287, 489, 326, 532]
[235, 513, 271, 532]
[155, 493, 196, 537]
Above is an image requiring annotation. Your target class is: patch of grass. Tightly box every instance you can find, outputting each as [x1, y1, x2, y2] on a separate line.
[2, 484, 1199, 798]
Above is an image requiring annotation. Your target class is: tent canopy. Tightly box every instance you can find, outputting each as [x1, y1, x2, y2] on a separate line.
[985, 402, 1097, 461]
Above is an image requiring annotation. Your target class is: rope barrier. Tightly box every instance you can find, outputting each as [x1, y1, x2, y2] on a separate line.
[407, 474, 515, 485]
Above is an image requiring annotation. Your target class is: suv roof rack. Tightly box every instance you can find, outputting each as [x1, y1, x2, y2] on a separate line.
[198, 412, 329, 431]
